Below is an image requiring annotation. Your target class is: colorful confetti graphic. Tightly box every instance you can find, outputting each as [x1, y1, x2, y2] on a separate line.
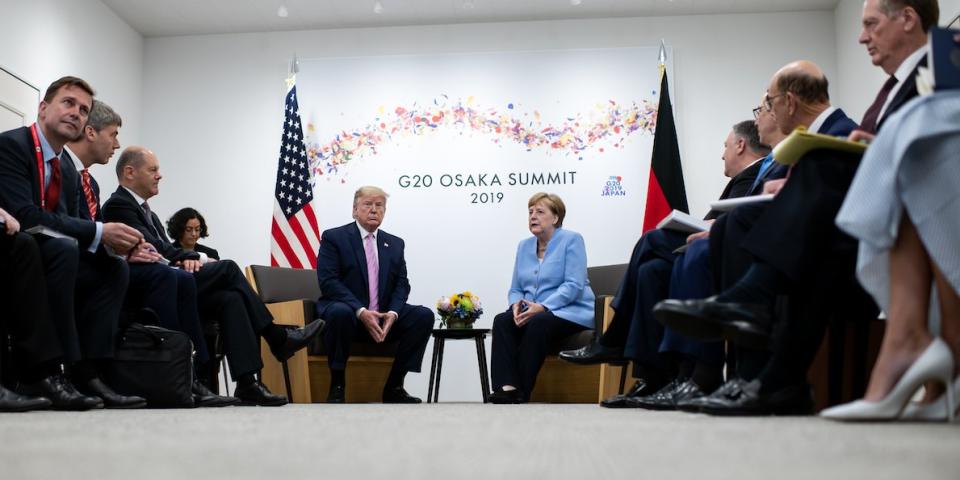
[305, 96, 659, 181]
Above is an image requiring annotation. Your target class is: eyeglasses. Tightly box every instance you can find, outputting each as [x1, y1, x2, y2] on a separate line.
[764, 93, 785, 110]
[752, 106, 763, 119]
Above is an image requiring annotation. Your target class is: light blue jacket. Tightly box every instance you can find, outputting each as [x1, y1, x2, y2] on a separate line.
[508, 228, 596, 328]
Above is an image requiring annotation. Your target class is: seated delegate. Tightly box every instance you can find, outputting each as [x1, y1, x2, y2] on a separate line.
[489, 192, 595, 404]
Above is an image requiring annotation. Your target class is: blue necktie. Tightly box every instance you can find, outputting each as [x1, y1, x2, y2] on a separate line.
[749, 154, 775, 193]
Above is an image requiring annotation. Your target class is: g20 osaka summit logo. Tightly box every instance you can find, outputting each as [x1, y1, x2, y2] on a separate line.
[602, 176, 626, 197]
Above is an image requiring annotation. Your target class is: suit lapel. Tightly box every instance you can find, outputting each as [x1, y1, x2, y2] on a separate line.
[879, 61, 922, 131]
[117, 187, 159, 241]
[348, 223, 370, 288]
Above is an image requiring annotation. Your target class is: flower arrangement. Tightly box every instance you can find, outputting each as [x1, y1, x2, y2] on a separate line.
[437, 291, 483, 328]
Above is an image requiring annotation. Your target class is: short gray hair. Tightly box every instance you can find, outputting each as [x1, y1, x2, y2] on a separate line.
[86, 100, 122, 132]
[879, 0, 939, 32]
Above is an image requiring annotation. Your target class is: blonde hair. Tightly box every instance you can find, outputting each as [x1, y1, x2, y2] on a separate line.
[353, 186, 389, 207]
[528, 192, 566, 227]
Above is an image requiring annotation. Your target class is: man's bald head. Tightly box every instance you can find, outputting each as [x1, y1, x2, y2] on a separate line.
[116, 146, 162, 200]
[771, 61, 830, 106]
[115, 145, 151, 179]
[766, 60, 833, 134]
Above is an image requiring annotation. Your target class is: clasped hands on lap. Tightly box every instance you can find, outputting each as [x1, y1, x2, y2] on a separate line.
[511, 299, 545, 327]
[359, 308, 398, 343]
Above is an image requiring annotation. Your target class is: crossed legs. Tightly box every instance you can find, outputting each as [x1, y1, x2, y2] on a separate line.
[865, 215, 960, 402]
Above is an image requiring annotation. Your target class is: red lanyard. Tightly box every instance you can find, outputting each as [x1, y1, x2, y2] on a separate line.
[29, 123, 47, 209]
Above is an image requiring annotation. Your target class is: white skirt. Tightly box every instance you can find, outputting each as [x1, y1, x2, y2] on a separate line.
[836, 90, 960, 328]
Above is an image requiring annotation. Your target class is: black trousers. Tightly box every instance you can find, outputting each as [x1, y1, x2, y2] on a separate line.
[708, 202, 772, 378]
[0, 233, 62, 375]
[191, 260, 272, 378]
[599, 228, 685, 377]
[38, 237, 127, 363]
[322, 302, 434, 374]
[708, 202, 769, 293]
[491, 310, 587, 398]
[744, 155, 878, 387]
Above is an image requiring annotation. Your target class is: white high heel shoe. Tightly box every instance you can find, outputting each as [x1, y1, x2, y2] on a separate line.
[820, 338, 955, 422]
[900, 375, 960, 422]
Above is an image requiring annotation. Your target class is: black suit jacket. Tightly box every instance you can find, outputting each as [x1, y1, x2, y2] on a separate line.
[0, 126, 97, 249]
[876, 58, 924, 132]
[101, 186, 200, 263]
[704, 159, 762, 221]
[314, 222, 411, 316]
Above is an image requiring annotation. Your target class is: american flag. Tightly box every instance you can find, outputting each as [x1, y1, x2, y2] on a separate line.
[270, 85, 320, 268]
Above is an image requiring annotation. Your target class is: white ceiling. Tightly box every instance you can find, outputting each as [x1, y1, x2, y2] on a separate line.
[101, 0, 843, 37]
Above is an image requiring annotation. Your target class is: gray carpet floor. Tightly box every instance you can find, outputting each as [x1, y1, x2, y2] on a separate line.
[1, 404, 958, 480]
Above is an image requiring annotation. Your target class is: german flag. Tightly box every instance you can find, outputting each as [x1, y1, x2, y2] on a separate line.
[642, 68, 688, 232]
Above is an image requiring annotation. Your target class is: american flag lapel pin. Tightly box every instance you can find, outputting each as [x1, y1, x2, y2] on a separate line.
[383, 242, 390, 248]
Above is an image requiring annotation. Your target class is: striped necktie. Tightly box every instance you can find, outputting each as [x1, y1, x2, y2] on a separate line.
[80, 169, 98, 219]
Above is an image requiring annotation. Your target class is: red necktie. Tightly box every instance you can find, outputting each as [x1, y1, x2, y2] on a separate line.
[44, 157, 61, 212]
[859, 76, 898, 134]
[80, 169, 98, 219]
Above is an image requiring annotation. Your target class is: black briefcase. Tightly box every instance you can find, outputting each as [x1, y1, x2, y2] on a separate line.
[107, 323, 195, 408]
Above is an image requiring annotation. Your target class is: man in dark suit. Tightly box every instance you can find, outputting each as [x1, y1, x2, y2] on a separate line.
[315, 186, 434, 403]
[656, 0, 936, 412]
[65, 101, 237, 407]
[632, 104, 790, 411]
[102, 146, 324, 406]
[559, 121, 769, 406]
[0, 208, 59, 412]
[0, 76, 145, 410]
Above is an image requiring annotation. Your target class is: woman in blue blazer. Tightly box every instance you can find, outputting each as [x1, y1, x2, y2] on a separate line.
[488, 193, 595, 403]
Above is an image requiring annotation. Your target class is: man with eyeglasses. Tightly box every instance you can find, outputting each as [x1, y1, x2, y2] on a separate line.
[314, 186, 434, 403]
[653, 0, 940, 415]
[559, 121, 769, 408]
[654, 60, 860, 415]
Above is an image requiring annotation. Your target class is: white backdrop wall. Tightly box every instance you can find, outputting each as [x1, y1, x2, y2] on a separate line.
[0, 0, 144, 194]
[140, 11, 837, 400]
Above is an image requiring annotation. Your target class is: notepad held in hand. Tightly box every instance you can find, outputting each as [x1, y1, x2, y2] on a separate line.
[655, 210, 708, 234]
[709, 194, 775, 212]
[772, 127, 866, 166]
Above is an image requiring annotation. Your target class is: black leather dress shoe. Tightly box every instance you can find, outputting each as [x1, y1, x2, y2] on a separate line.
[77, 377, 147, 409]
[632, 379, 707, 411]
[698, 379, 814, 416]
[383, 386, 422, 404]
[0, 385, 52, 412]
[487, 389, 525, 404]
[677, 378, 746, 413]
[327, 384, 346, 404]
[653, 297, 772, 349]
[600, 379, 663, 408]
[235, 381, 288, 406]
[18, 375, 103, 411]
[192, 379, 241, 407]
[270, 319, 326, 362]
[559, 343, 625, 365]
